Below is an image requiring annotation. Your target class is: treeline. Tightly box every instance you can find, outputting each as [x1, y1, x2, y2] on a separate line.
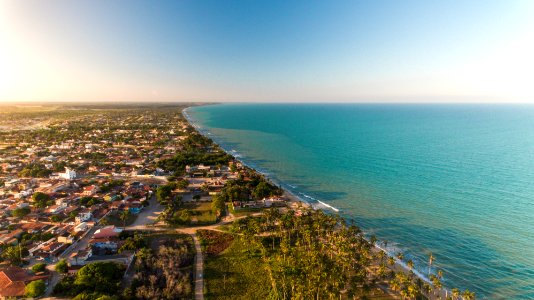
[53, 262, 125, 299]
[229, 209, 474, 300]
[18, 163, 52, 178]
[215, 172, 283, 203]
[232, 209, 374, 299]
[156, 133, 232, 176]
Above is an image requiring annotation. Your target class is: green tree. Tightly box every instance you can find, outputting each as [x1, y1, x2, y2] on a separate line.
[119, 210, 131, 228]
[176, 179, 189, 190]
[32, 192, 51, 208]
[211, 195, 225, 216]
[12, 207, 31, 218]
[1, 245, 27, 265]
[156, 184, 173, 204]
[252, 181, 271, 199]
[462, 289, 475, 300]
[25, 279, 46, 298]
[74, 262, 124, 294]
[50, 215, 62, 223]
[31, 263, 47, 273]
[56, 259, 68, 273]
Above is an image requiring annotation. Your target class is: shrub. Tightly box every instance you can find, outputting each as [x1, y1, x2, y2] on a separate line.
[32, 263, 47, 273]
[55, 259, 68, 273]
[25, 279, 46, 298]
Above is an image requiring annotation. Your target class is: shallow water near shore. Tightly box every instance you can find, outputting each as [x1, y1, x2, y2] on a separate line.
[187, 103, 534, 299]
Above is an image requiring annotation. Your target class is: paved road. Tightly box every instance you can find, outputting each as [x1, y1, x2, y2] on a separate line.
[124, 212, 263, 299]
[192, 233, 204, 300]
[43, 265, 60, 297]
[60, 226, 99, 259]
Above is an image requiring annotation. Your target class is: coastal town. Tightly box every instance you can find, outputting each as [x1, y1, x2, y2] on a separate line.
[0, 104, 471, 300]
[0, 104, 292, 299]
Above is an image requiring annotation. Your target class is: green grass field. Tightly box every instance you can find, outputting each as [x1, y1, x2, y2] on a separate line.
[103, 211, 137, 227]
[204, 237, 271, 300]
[172, 202, 217, 226]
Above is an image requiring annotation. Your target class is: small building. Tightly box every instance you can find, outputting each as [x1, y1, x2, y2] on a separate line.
[89, 237, 120, 251]
[92, 225, 122, 239]
[70, 248, 93, 266]
[74, 222, 89, 232]
[82, 185, 98, 196]
[75, 211, 92, 224]
[0, 266, 50, 298]
[60, 167, 77, 180]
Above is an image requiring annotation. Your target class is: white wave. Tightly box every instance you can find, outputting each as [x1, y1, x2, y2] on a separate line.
[300, 193, 316, 200]
[316, 200, 340, 212]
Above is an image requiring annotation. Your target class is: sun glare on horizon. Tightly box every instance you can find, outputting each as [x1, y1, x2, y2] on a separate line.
[1, 0, 534, 103]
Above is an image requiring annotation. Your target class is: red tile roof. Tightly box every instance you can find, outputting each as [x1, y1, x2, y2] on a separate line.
[0, 266, 49, 297]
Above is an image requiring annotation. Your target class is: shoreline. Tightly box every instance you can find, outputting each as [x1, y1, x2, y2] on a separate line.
[182, 105, 450, 299]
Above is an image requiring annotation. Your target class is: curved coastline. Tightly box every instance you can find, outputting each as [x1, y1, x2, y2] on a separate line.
[183, 105, 451, 298]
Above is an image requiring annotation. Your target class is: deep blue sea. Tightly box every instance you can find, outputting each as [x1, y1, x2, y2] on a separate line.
[187, 103, 534, 299]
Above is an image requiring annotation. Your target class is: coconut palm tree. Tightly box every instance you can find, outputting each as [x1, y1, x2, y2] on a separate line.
[120, 210, 131, 228]
[407, 259, 414, 271]
[462, 289, 475, 300]
[429, 252, 434, 277]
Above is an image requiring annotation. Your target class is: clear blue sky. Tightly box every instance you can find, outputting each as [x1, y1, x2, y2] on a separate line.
[1, 0, 533, 102]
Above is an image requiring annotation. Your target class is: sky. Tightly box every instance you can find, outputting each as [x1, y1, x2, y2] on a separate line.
[1, 0, 533, 103]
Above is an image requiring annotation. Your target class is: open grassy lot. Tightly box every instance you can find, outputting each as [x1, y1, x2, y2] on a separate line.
[103, 210, 137, 227]
[203, 234, 271, 300]
[172, 201, 218, 226]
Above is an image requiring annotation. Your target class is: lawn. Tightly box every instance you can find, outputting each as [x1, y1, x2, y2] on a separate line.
[172, 201, 218, 226]
[103, 211, 137, 227]
[204, 235, 271, 300]
[228, 202, 264, 217]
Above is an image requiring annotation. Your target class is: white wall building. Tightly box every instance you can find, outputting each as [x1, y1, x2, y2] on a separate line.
[60, 167, 77, 180]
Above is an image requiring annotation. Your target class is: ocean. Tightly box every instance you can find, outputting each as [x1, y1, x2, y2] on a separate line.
[187, 103, 534, 299]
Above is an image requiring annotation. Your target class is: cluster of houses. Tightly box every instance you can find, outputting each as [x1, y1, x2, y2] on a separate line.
[0, 178, 151, 261]
[0, 109, 191, 298]
[0, 107, 293, 298]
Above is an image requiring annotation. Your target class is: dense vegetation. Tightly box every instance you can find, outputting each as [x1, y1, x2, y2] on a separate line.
[129, 235, 195, 299]
[211, 208, 438, 299]
[25, 280, 46, 298]
[156, 132, 232, 176]
[53, 262, 125, 299]
[18, 163, 53, 178]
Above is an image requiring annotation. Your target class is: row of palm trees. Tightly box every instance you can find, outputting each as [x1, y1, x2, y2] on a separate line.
[377, 246, 475, 300]
[231, 208, 475, 300]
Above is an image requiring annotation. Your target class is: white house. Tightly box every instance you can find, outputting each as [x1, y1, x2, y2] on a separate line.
[60, 167, 76, 180]
[75, 211, 92, 224]
[74, 222, 89, 232]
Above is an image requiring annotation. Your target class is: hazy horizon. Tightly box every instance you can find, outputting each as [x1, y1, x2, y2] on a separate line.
[1, 0, 533, 103]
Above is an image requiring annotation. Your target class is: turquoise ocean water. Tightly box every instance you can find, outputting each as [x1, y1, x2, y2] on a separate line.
[187, 103, 534, 299]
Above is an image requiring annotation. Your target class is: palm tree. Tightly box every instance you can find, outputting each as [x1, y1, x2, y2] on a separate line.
[428, 252, 434, 276]
[120, 210, 131, 228]
[462, 289, 475, 300]
[423, 283, 432, 297]
[407, 259, 414, 271]
[451, 288, 460, 299]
